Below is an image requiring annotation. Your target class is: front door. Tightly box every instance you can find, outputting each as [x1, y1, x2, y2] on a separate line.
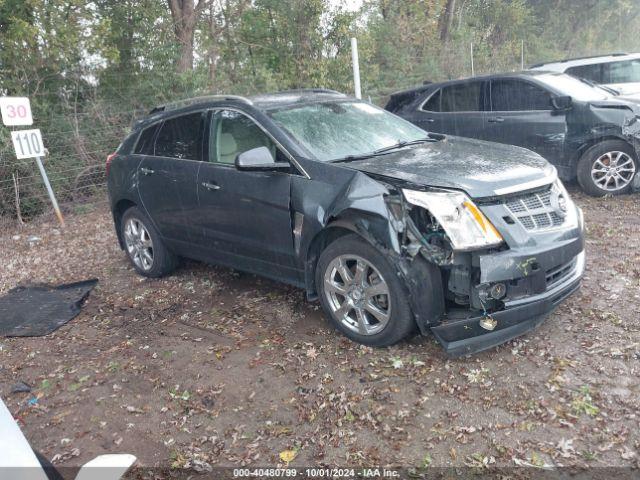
[196, 109, 297, 278]
[484, 78, 566, 162]
[137, 111, 205, 250]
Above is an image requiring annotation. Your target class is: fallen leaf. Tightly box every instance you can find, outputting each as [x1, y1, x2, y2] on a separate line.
[279, 449, 297, 463]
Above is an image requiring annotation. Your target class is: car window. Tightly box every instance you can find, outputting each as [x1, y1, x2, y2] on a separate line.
[440, 82, 483, 112]
[601, 59, 640, 84]
[421, 89, 441, 112]
[491, 79, 552, 111]
[566, 64, 603, 83]
[154, 112, 204, 161]
[210, 110, 277, 165]
[134, 124, 159, 155]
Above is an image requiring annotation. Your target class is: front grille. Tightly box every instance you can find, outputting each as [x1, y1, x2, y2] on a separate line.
[546, 257, 577, 289]
[504, 185, 565, 232]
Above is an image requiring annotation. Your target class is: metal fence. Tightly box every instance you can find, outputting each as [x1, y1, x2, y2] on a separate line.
[0, 107, 142, 224]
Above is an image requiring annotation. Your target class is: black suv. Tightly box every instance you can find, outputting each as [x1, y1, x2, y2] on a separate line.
[386, 71, 640, 196]
[107, 89, 585, 356]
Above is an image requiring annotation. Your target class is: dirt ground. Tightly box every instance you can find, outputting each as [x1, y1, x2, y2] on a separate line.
[0, 187, 639, 475]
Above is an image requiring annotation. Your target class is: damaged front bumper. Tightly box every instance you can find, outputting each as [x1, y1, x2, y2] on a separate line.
[431, 250, 585, 356]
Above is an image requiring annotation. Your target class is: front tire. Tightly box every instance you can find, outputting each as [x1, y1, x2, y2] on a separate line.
[577, 140, 637, 196]
[121, 206, 177, 277]
[315, 234, 415, 347]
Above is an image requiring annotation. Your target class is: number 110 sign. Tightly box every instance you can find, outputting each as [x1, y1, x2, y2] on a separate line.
[11, 129, 45, 159]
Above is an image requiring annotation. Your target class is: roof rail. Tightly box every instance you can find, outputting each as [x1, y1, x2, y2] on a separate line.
[531, 52, 628, 68]
[271, 88, 344, 96]
[149, 94, 253, 115]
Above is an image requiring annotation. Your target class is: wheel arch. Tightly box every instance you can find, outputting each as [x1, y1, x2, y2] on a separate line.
[113, 199, 137, 249]
[573, 135, 637, 165]
[303, 206, 401, 298]
[303, 223, 360, 299]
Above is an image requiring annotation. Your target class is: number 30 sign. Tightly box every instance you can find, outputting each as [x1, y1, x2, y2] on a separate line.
[0, 97, 33, 126]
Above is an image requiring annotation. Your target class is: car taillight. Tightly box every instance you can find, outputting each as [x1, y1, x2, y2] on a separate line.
[106, 152, 117, 176]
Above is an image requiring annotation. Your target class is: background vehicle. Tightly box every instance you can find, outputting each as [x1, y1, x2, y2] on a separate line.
[107, 90, 584, 355]
[0, 397, 135, 480]
[386, 71, 640, 196]
[530, 53, 640, 99]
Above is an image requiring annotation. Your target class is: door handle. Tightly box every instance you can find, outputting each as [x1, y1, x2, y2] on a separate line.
[488, 117, 505, 123]
[201, 181, 220, 191]
[140, 167, 154, 175]
[424, 118, 435, 123]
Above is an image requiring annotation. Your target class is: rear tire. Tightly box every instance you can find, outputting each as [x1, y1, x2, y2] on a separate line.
[121, 206, 178, 277]
[577, 140, 637, 197]
[315, 234, 415, 347]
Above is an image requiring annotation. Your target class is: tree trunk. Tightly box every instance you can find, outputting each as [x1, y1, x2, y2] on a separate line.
[167, 0, 208, 73]
[439, 0, 456, 43]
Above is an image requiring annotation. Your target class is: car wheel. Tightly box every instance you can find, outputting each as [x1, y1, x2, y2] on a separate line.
[577, 140, 638, 196]
[316, 234, 415, 347]
[121, 206, 177, 277]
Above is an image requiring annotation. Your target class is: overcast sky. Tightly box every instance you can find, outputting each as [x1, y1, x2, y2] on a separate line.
[334, 0, 364, 11]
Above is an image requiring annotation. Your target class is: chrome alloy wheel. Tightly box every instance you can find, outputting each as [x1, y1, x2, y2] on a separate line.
[124, 217, 154, 271]
[591, 151, 636, 191]
[323, 254, 391, 336]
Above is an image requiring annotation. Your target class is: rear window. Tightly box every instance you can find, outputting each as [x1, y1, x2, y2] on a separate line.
[133, 124, 158, 155]
[440, 82, 483, 112]
[154, 112, 204, 161]
[421, 89, 441, 112]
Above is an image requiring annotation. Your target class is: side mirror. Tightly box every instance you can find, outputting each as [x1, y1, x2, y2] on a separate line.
[235, 146, 290, 172]
[551, 95, 572, 111]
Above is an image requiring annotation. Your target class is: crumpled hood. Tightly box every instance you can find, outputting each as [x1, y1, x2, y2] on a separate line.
[342, 136, 556, 198]
[589, 97, 640, 114]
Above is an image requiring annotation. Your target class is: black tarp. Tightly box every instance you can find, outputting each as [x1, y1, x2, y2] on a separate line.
[0, 279, 98, 337]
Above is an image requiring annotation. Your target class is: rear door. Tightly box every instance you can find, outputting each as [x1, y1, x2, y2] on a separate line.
[404, 88, 443, 132]
[485, 78, 566, 162]
[196, 109, 298, 278]
[137, 112, 205, 249]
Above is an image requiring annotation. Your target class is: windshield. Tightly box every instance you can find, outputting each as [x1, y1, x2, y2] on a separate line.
[269, 101, 428, 161]
[536, 73, 609, 101]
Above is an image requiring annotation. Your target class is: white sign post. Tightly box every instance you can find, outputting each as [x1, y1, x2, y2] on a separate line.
[3, 97, 65, 227]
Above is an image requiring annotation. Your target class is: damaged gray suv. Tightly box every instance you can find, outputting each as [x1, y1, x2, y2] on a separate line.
[107, 89, 585, 356]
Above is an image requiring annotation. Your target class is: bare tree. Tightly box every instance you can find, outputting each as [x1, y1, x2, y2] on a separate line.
[439, 0, 456, 42]
[167, 0, 210, 73]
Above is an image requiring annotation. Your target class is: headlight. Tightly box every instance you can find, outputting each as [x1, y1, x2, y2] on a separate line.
[402, 189, 503, 250]
[553, 179, 579, 229]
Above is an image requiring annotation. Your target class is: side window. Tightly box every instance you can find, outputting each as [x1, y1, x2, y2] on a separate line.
[210, 110, 278, 165]
[154, 112, 204, 161]
[602, 59, 640, 84]
[421, 89, 441, 112]
[440, 82, 482, 112]
[566, 64, 603, 83]
[491, 79, 552, 111]
[133, 124, 158, 155]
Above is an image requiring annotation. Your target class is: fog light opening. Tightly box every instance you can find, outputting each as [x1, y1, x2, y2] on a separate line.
[489, 283, 507, 300]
